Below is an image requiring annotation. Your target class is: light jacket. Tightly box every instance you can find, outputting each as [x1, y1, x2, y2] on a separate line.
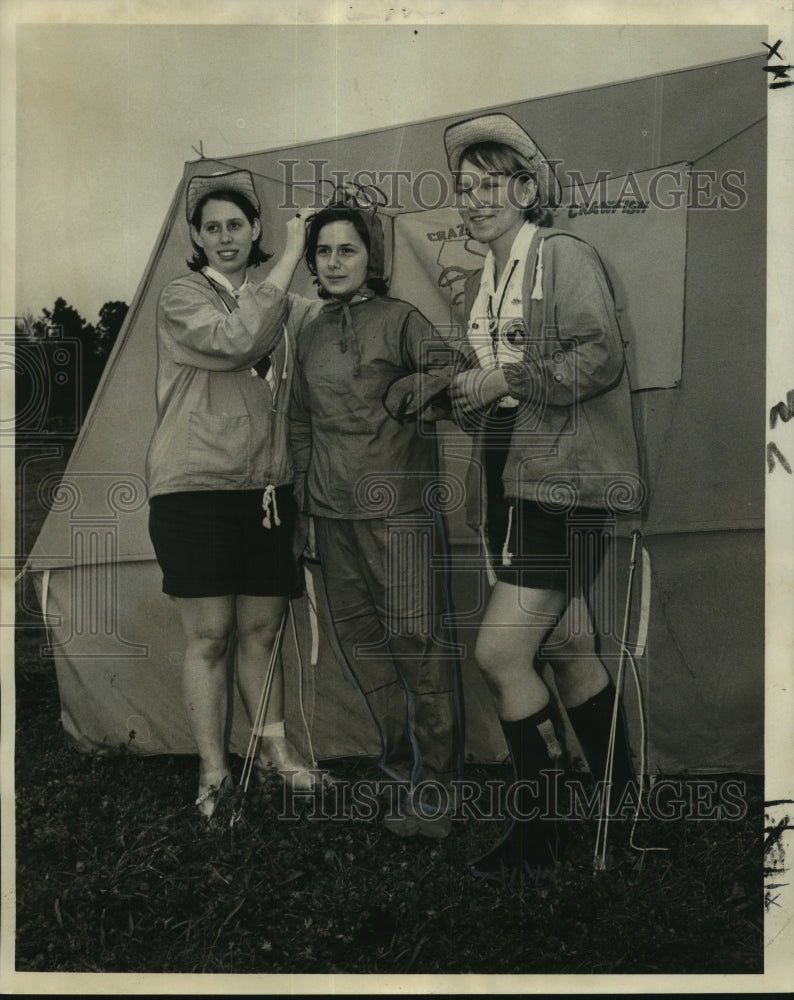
[145, 270, 319, 498]
[290, 294, 454, 519]
[463, 228, 643, 527]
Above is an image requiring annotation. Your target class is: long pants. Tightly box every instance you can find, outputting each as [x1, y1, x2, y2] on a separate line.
[314, 512, 463, 789]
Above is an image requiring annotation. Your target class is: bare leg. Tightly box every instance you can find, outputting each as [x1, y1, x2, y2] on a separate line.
[474, 582, 567, 720]
[234, 594, 288, 729]
[469, 582, 569, 881]
[545, 596, 636, 813]
[545, 594, 610, 708]
[173, 595, 235, 807]
[235, 595, 316, 787]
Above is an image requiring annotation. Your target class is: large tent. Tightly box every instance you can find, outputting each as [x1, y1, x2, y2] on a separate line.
[25, 53, 765, 775]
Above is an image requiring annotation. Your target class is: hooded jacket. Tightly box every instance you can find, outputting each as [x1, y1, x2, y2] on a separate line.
[463, 228, 643, 527]
[290, 293, 456, 518]
[145, 271, 319, 498]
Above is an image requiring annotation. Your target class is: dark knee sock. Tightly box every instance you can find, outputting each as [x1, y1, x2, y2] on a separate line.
[566, 681, 636, 816]
[471, 706, 563, 875]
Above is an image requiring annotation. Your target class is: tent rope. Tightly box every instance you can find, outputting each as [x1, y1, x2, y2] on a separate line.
[288, 598, 318, 769]
[691, 114, 766, 166]
[189, 111, 766, 220]
[183, 152, 403, 218]
[232, 595, 321, 828]
[236, 607, 288, 803]
[593, 531, 668, 872]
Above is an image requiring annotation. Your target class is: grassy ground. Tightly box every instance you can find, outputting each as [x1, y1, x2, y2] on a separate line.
[14, 658, 763, 976]
[13, 446, 765, 976]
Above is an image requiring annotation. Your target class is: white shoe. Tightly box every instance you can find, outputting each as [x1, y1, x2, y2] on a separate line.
[195, 773, 233, 821]
[255, 735, 322, 791]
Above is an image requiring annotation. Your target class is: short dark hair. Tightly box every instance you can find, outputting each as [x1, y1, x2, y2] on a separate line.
[187, 189, 272, 271]
[304, 206, 388, 299]
[458, 141, 554, 228]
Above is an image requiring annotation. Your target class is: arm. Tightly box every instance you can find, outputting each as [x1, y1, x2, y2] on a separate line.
[264, 211, 313, 293]
[160, 210, 315, 371]
[501, 237, 626, 408]
[159, 279, 290, 371]
[383, 308, 472, 422]
[451, 237, 626, 416]
[288, 340, 313, 515]
[288, 340, 315, 559]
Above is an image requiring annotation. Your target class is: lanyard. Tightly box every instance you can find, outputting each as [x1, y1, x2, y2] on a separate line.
[486, 259, 520, 359]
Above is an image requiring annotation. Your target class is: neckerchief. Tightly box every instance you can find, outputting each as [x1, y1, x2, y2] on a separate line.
[465, 221, 541, 408]
[321, 287, 375, 378]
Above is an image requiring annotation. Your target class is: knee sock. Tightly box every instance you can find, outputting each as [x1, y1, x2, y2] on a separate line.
[471, 706, 563, 876]
[566, 681, 636, 817]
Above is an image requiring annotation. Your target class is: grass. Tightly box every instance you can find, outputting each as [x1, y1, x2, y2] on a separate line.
[14, 661, 764, 976]
[12, 445, 765, 977]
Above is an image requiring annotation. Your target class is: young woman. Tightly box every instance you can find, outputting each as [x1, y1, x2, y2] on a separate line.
[145, 169, 320, 821]
[443, 114, 643, 882]
[289, 201, 464, 839]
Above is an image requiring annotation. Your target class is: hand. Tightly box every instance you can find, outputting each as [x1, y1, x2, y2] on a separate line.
[268, 211, 316, 291]
[305, 516, 318, 561]
[449, 366, 509, 417]
[384, 371, 452, 422]
[292, 514, 319, 562]
[293, 513, 318, 563]
[284, 209, 316, 261]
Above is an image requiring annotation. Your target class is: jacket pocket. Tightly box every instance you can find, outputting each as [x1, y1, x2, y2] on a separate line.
[187, 412, 251, 481]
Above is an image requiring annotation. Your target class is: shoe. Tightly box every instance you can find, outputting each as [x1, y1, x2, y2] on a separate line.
[413, 797, 452, 840]
[195, 773, 233, 823]
[381, 789, 452, 840]
[254, 735, 323, 792]
[382, 809, 421, 838]
[469, 819, 561, 888]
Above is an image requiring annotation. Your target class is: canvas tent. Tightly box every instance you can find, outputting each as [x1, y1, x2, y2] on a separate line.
[25, 54, 765, 775]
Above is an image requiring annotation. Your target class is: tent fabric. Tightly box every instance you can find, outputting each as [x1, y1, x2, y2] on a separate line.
[390, 165, 690, 395]
[26, 54, 765, 774]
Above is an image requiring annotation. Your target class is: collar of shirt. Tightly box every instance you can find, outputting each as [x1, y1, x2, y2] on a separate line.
[202, 266, 248, 298]
[468, 221, 537, 410]
[481, 221, 538, 306]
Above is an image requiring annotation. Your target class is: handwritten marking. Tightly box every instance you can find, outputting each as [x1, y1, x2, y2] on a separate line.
[767, 442, 792, 474]
[763, 40, 792, 90]
[763, 64, 793, 80]
[763, 39, 783, 60]
[770, 390, 794, 428]
[764, 807, 792, 912]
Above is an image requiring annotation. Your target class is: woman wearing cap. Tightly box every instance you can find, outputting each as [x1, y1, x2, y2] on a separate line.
[145, 169, 320, 821]
[289, 200, 463, 838]
[442, 114, 643, 882]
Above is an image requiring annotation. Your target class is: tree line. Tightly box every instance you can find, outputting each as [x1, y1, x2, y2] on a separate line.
[15, 298, 129, 437]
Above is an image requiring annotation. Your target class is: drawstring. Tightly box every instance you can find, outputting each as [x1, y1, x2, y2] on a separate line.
[530, 238, 545, 300]
[325, 291, 371, 377]
[501, 503, 514, 567]
[479, 526, 497, 586]
[262, 484, 281, 529]
[340, 299, 362, 376]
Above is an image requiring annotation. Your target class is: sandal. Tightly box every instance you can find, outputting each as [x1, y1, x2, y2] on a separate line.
[254, 735, 324, 792]
[195, 773, 233, 822]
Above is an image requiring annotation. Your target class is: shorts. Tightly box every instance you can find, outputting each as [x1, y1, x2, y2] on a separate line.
[148, 487, 301, 598]
[486, 496, 611, 593]
[482, 409, 610, 592]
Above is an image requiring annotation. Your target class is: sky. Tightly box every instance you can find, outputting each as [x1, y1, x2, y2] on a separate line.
[7, 8, 768, 323]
